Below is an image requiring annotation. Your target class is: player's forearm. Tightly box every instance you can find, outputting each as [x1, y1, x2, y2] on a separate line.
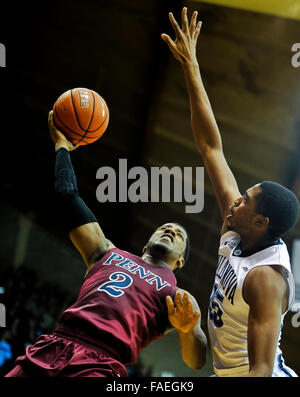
[54, 148, 97, 231]
[177, 325, 207, 370]
[55, 147, 79, 197]
[181, 61, 223, 155]
[246, 341, 276, 377]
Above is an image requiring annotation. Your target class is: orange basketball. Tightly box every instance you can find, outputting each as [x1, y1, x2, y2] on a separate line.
[53, 88, 109, 146]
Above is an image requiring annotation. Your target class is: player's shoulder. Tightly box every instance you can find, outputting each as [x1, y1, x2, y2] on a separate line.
[243, 265, 287, 303]
[246, 264, 280, 280]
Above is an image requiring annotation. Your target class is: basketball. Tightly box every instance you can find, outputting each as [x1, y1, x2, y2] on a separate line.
[53, 88, 109, 146]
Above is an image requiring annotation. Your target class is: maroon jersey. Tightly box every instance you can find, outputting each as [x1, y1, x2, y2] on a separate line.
[54, 248, 177, 365]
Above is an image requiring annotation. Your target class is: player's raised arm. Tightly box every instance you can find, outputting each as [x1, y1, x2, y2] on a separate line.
[48, 111, 114, 270]
[166, 289, 207, 370]
[162, 8, 241, 231]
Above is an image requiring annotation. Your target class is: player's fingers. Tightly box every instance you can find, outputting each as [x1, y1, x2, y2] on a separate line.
[189, 11, 198, 36]
[194, 21, 202, 40]
[48, 111, 61, 138]
[175, 291, 182, 306]
[187, 299, 193, 311]
[193, 310, 200, 320]
[161, 37, 183, 62]
[48, 112, 66, 141]
[161, 34, 179, 58]
[48, 111, 57, 141]
[161, 33, 175, 48]
[166, 295, 175, 313]
[182, 292, 189, 307]
[69, 143, 79, 151]
[48, 110, 54, 126]
[168, 12, 182, 39]
[181, 7, 189, 33]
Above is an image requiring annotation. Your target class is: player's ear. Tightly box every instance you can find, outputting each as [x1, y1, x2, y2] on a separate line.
[176, 256, 185, 269]
[254, 214, 269, 228]
[142, 245, 147, 254]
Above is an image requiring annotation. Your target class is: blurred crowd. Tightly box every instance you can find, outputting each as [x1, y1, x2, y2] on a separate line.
[0, 264, 152, 377]
[0, 265, 74, 376]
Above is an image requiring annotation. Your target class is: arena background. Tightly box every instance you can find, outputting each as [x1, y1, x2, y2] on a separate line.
[0, 0, 299, 377]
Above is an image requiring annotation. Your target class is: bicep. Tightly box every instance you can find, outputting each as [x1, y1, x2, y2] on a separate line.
[70, 222, 115, 268]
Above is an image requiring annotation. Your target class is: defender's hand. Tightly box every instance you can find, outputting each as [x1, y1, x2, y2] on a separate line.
[48, 110, 78, 152]
[161, 7, 202, 65]
[166, 291, 200, 334]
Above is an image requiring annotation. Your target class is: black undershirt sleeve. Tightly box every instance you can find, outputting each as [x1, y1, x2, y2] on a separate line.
[54, 148, 97, 231]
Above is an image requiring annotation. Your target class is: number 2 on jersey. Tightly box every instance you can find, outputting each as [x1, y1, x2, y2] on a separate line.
[97, 272, 133, 297]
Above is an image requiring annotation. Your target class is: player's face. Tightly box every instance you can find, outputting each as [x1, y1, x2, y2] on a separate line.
[226, 185, 262, 234]
[148, 223, 187, 259]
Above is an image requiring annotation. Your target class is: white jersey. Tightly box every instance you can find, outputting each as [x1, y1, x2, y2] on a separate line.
[207, 230, 297, 377]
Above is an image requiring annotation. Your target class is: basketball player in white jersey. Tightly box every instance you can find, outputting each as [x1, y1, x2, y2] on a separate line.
[162, 8, 299, 377]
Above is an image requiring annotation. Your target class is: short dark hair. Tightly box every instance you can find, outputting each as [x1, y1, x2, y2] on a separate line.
[255, 181, 300, 240]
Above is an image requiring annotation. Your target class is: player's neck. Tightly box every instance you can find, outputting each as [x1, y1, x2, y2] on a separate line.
[142, 253, 170, 269]
[240, 233, 272, 252]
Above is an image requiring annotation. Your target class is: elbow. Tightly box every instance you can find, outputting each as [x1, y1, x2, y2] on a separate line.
[196, 346, 207, 370]
[196, 143, 210, 158]
[193, 356, 206, 371]
[194, 141, 221, 164]
[184, 355, 206, 371]
[183, 345, 207, 370]
[199, 143, 222, 158]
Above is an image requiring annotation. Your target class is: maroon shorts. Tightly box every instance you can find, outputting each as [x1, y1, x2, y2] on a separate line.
[5, 333, 127, 377]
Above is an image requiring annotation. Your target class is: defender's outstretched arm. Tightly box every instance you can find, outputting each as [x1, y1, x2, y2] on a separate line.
[162, 8, 241, 233]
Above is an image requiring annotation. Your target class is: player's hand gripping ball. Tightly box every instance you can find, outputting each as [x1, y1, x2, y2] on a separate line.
[53, 88, 109, 146]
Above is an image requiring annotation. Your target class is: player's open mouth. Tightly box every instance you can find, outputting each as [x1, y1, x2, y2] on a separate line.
[160, 234, 173, 242]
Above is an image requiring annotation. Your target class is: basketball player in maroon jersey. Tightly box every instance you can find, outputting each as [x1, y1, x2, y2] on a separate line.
[5, 112, 207, 377]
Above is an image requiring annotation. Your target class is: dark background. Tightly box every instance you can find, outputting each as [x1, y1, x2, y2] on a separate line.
[0, 0, 299, 376]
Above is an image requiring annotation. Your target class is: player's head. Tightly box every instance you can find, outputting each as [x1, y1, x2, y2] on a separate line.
[143, 222, 190, 271]
[255, 181, 299, 239]
[227, 181, 299, 241]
